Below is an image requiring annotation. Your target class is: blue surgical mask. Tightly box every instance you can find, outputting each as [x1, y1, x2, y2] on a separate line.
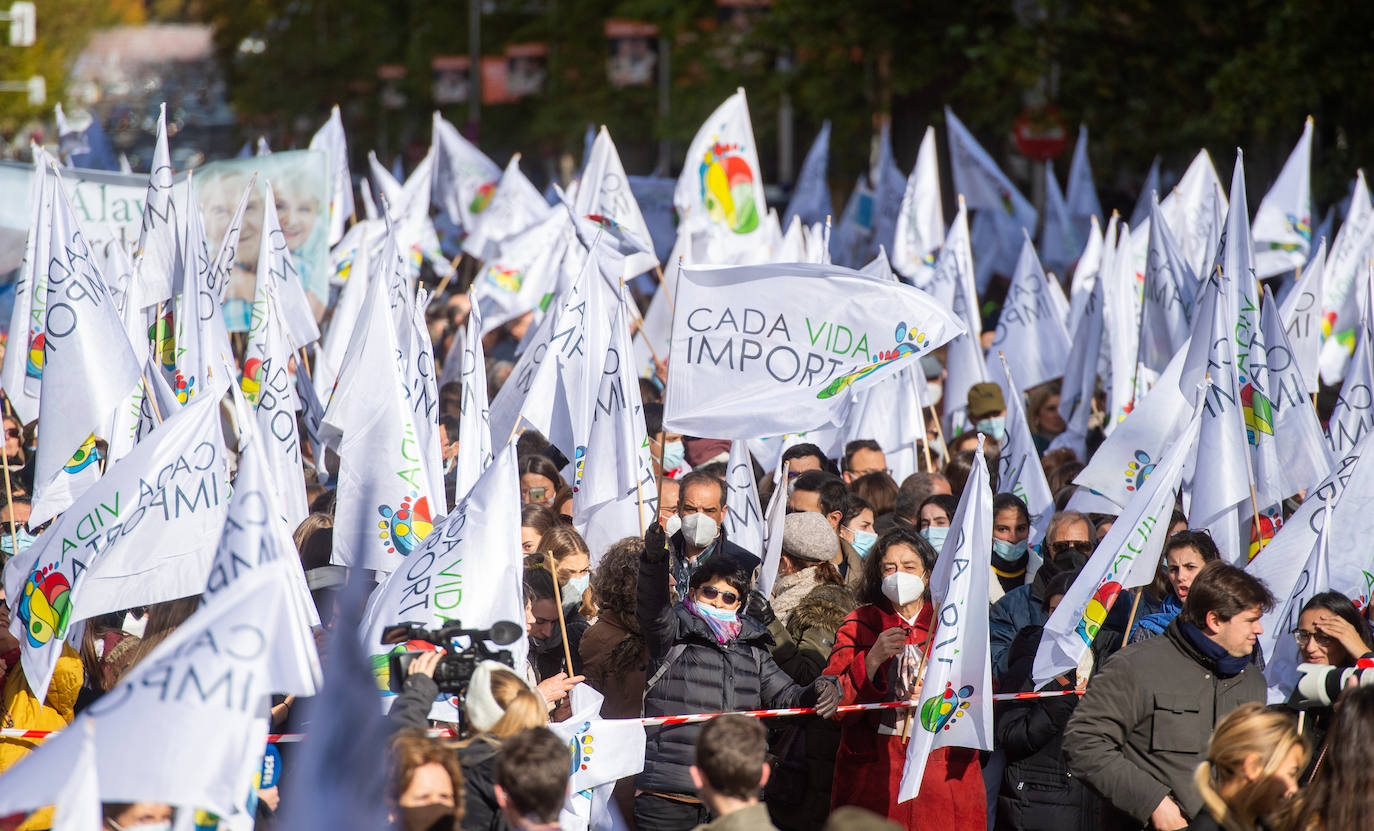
[992, 537, 1028, 562]
[975, 416, 1006, 440]
[846, 527, 878, 558]
[662, 440, 687, 472]
[0, 526, 37, 558]
[563, 574, 590, 601]
[922, 526, 950, 550]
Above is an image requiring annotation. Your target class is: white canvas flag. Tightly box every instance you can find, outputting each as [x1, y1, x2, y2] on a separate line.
[1128, 156, 1161, 228]
[1065, 214, 1104, 340]
[0, 718, 100, 831]
[986, 234, 1071, 392]
[575, 127, 655, 260]
[664, 263, 964, 439]
[257, 181, 322, 349]
[756, 458, 790, 597]
[1279, 238, 1327, 395]
[1326, 287, 1374, 457]
[133, 103, 178, 304]
[2, 156, 48, 423]
[432, 111, 503, 233]
[723, 440, 764, 556]
[402, 289, 446, 513]
[1040, 162, 1078, 277]
[1050, 280, 1104, 461]
[472, 210, 570, 333]
[1258, 285, 1332, 497]
[572, 285, 657, 560]
[486, 303, 560, 443]
[241, 276, 309, 531]
[170, 172, 216, 406]
[309, 104, 355, 246]
[925, 202, 988, 435]
[991, 355, 1055, 544]
[898, 438, 993, 802]
[31, 165, 143, 525]
[784, 121, 832, 228]
[1160, 150, 1226, 280]
[674, 88, 769, 260]
[1252, 117, 1314, 279]
[829, 175, 873, 269]
[1188, 284, 1255, 538]
[840, 365, 926, 484]
[463, 153, 554, 262]
[1318, 171, 1374, 385]
[552, 685, 646, 831]
[869, 121, 907, 264]
[1065, 126, 1102, 244]
[944, 108, 1036, 236]
[892, 126, 943, 283]
[1138, 196, 1196, 372]
[361, 443, 526, 721]
[314, 220, 379, 403]
[1101, 220, 1145, 431]
[1035, 409, 1201, 688]
[5, 380, 231, 701]
[454, 294, 494, 501]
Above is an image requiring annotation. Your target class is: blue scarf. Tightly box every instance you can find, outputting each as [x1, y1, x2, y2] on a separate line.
[1130, 594, 1182, 642]
[685, 598, 742, 644]
[1178, 619, 1254, 677]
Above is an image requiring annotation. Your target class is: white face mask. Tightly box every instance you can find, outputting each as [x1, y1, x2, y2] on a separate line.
[881, 571, 926, 607]
[679, 512, 719, 548]
[926, 380, 943, 406]
[663, 514, 682, 537]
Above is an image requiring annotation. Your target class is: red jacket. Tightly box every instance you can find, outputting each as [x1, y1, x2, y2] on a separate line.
[823, 601, 987, 829]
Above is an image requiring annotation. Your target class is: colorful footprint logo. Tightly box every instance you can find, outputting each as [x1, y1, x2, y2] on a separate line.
[469, 182, 497, 215]
[571, 445, 586, 493]
[1124, 450, 1154, 492]
[241, 357, 263, 405]
[568, 720, 595, 774]
[699, 140, 760, 234]
[26, 331, 44, 379]
[1075, 580, 1121, 646]
[920, 682, 974, 733]
[17, 564, 72, 648]
[173, 371, 195, 404]
[64, 434, 101, 474]
[484, 265, 523, 293]
[816, 321, 926, 400]
[377, 492, 435, 556]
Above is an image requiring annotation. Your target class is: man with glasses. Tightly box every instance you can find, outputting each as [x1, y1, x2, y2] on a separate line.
[988, 510, 1097, 683]
[667, 471, 759, 596]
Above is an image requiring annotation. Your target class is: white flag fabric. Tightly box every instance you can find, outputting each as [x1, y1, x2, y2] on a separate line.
[1159, 150, 1226, 281]
[1252, 117, 1313, 279]
[133, 103, 178, 304]
[0, 717, 100, 831]
[553, 684, 646, 831]
[1188, 282, 1255, 539]
[575, 127, 655, 261]
[1065, 126, 1102, 245]
[257, 181, 322, 349]
[944, 108, 1036, 237]
[1278, 238, 1326, 395]
[1258, 285, 1332, 497]
[1050, 279, 1103, 461]
[1034, 408, 1201, 688]
[1040, 161, 1078, 277]
[1318, 171, 1374, 385]
[402, 289, 446, 514]
[314, 220, 378, 403]
[1326, 287, 1374, 457]
[1128, 156, 1161, 228]
[674, 89, 769, 259]
[840, 365, 926, 485]
[2, 157, 49, 424]
[991, 356, 1055, 545]
[1101, 220, 1144, 431]
[723, 440, 765, 556]
[31, 164, 143, 526]
[432, 111, 503, 233]
[869, 122, 907, 264]
[925, 202, 988, 435]
[756, 457, 790, 597]
[892, 126, 943, 283]
[572, 285, 657, 560]
[462, 153, 553, 263]
[898, 438, 993, 802]
[1065, 214, 1104, 340]
[171, 170, 231, 408]
[829, 175, 874, 269]
[361, 443, 526, 721]
[784, 121, 832, 228]
[1138, 196, 1196, 372]
[309, 104, 355, 247]
[2, 561, 319, 815]
[454, 294, 494, 500]
[6, 377, 231, 701]
[663, 263, 964, 439]
[987, 235, 1071, 392]
[472, 210, 570, 334]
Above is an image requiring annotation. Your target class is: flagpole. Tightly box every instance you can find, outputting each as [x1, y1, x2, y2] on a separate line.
[926, 405, 947, 471]
[140, 372, 164, 424]
[297, 347, 313, 382]
[1122, 587, 1145, 640]
[0, 392, 19, 558]
[653, 265, 675, 318]
[545, 551, 577, 676]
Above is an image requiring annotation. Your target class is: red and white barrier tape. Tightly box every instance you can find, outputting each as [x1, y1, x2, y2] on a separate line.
[0, 690, 1081, 743]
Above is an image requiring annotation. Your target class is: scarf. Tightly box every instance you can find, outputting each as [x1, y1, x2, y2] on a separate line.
[770, 567, 822, 625]
[685, 598, 742, 644]
[1130, 594, 1182, 643]
[1179, 619, 1253, 677]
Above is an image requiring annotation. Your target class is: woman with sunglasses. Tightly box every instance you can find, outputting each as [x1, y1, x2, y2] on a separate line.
[823, 528, 987, 829]
[634, 522, 841, 831]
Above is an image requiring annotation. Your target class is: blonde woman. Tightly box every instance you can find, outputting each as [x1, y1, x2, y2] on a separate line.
[1191, 703, 1307, 831]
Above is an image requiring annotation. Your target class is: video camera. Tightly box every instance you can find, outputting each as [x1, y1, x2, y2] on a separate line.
[380, 619, 523, 696]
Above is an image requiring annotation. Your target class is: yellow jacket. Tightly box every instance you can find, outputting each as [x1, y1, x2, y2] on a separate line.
[0, 645, 85, 831]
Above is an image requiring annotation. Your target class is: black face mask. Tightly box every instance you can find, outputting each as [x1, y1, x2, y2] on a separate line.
[401, 804, 456, 831]
[1042, 548, 1090, 578]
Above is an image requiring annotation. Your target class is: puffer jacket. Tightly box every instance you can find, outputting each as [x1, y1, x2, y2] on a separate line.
[637, 535, 814, 797]
[1063, 618, 1265, 829]
[1, 644, 84, 831]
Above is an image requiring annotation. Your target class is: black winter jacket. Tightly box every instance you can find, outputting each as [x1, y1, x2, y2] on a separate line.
[636, 543, 814, 796]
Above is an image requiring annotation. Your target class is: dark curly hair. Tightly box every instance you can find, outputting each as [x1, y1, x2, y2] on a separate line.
[590, 536, 646, 676]
[857, 527, 938, 608]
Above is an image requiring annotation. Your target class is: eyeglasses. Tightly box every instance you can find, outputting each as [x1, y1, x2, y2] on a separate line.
[4, 429, 17, 439]
[697, 585, 740, 606]
[1291, 629, 1334, 648]
[1048, 540, 1095, 557]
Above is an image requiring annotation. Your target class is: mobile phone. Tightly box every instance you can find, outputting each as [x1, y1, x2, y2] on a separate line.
[529, 486, 547, 502]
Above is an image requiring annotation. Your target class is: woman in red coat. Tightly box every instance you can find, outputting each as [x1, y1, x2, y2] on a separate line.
[823, 527, 987, 828]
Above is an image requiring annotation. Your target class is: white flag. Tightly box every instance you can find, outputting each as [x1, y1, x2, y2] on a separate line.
[1318, 171, 1374, 385]
[2, 156, 48, 423]
[314, 220, 378, 403]
[1128, 156, 1161, 228]
[133, 103, 178, 304]
[674, 89, 769, 260]
[575, 127, 655, 262]
[986, 234, 1071, 392]
[309, 104, 355, 246]
[1252, 117, 1314, 279]
[925, 201, 988, 435]
[1050, 280, 1104, 461]
[1039, 161, 1078, 277]
[664, 263, 965, 439]
[1159, 150, 1226, 281]
[869, 121, 908, 264]
[361, 443, 526, 721]
[432, 111, 503, 233]
[462, 153, 554, 262]
[944, 108, 1036, 235]
[723, 440, 764, 556]
[257, 181, 322, 349]
[1326, 286, 1374, 457]
[784, 121, 832, 228]
[1278, 238, 1326, 395]
[991, 355, 1055, 544]
[1259, 284, 1332, 499]
[553, 684, 646, 830]
[892, 126, 943, 283]
[1065, 125, 1102, 245]
[0, 718, 100, 831]
[840, 365, 926, 484]
[1065, 214, 1104, 340]
[1101, 220, 1145, 431]
[1035, 409, 1201, 688]
[5, 379, 230, 701]
[472, 209, 570, 333]
[454, 293, 494, 500]
[1138, 196, 1196, 372]
[898, 438, 993, 802]
[756, 457, 790, 597]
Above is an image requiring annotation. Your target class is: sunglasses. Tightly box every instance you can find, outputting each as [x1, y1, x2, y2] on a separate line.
[697, 585, 740, 606]
[4, 429, 17, 439]
[1048, 540, 1094, 557]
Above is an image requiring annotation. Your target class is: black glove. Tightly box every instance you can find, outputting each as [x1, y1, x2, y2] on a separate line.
[811, 676, 842, 719]
[643, 522, 668, 564]
[744, 589, 775, 627]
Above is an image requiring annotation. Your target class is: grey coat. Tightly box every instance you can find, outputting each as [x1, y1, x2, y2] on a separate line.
[1063, 619, 1265, 828]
